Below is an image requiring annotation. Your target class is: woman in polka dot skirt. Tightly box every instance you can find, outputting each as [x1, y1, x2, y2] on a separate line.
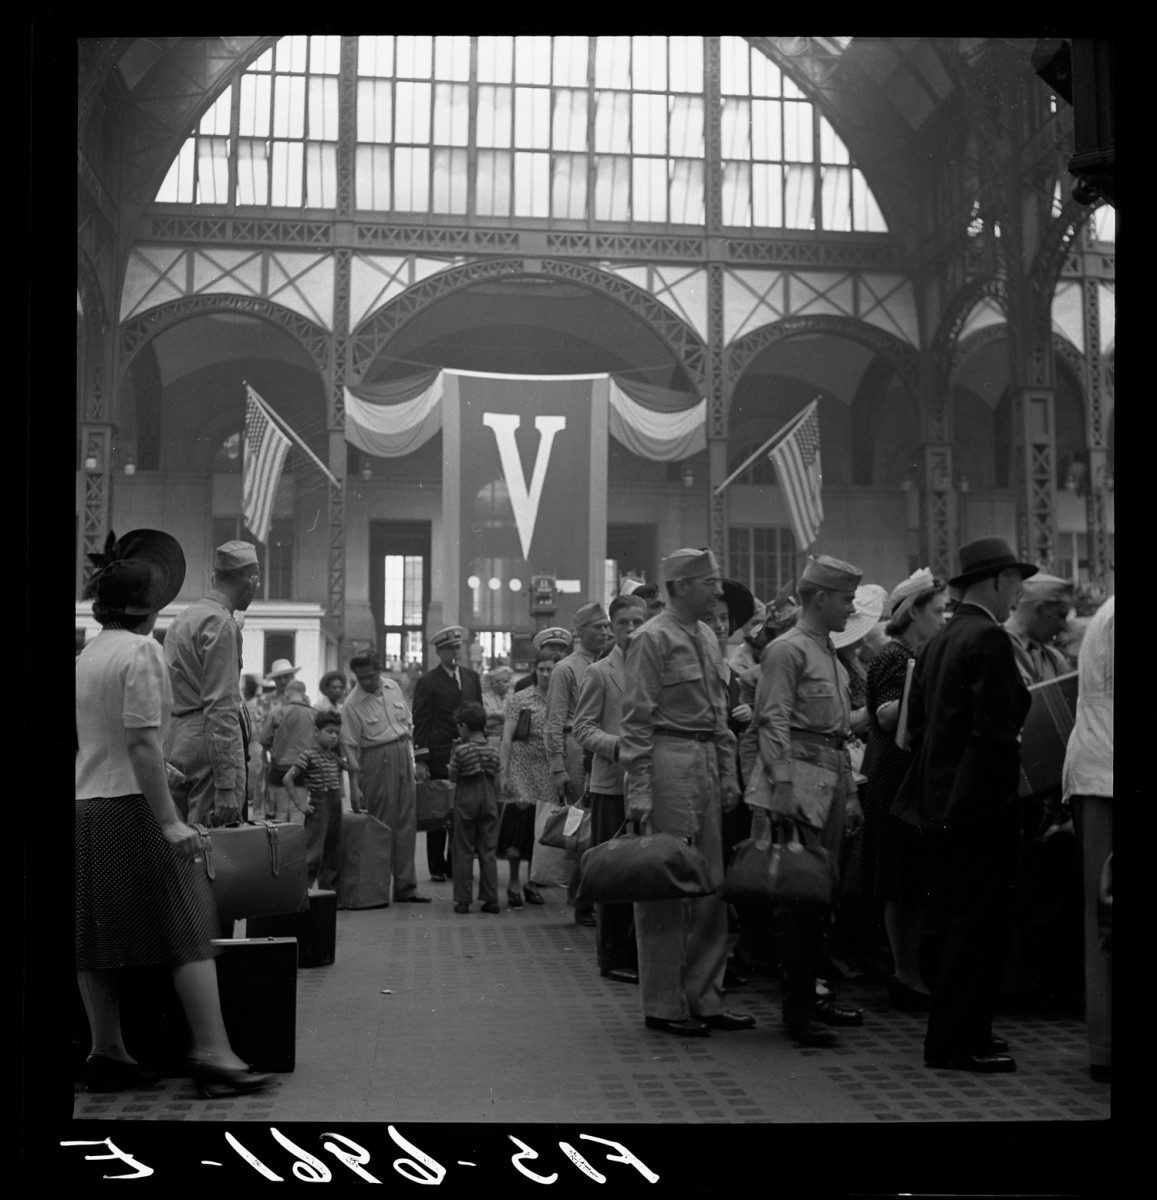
[75, 530, 273, 1099]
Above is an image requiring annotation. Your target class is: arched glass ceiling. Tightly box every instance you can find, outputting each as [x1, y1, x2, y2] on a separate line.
[155, 34, 888, 233]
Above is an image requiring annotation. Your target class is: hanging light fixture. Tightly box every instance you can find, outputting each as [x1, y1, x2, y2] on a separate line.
[681, 463, 694, 488]
[123, 457, 136, 477]
[361, 459, 373, 481]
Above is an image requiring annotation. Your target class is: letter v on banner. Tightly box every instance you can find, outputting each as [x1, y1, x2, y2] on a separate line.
[482, 414, 567, 560]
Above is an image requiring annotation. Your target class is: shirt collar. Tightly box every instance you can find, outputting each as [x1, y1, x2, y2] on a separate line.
[965, 600, 999, 623]
[440, 663, 460, 680]
[795, 619, 834, 650]
[207, 587, 235, 615]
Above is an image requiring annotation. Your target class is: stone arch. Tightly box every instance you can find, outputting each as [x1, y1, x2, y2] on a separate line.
[348, 258, 709, 391]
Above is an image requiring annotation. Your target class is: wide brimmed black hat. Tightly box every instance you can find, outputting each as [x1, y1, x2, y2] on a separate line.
[720, 578, 756, 635]
[84, 528, 186, 615]
[948, 537, 1039, 590]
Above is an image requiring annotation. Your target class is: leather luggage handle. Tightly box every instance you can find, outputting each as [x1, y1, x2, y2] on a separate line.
[192, 824, 216, 880]
[250, 819, 282, 876]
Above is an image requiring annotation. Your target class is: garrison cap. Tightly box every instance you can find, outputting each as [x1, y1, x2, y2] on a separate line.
[662, 547, 721, 583]
[215, 540, 259, 571]
[800, 555, 862, 592]
[431, 625, 466, 649]
[574, 601, 609, 629]
[533, 626, 572, 651]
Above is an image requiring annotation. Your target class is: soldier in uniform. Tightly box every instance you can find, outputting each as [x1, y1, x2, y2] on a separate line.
[514, 627, 572, 692]
[163, 541, 259, 827]
[620, 547, 755, 1037]
[749, 555, 867, 1047]
[1003, 573, 1075, 686]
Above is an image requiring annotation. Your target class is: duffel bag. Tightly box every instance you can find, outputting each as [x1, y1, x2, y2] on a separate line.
[576, 823, 715, 905]
[416, 778, 454, 832]
[193, 820, 308, 923]
[337, 812, 393, 909]
[540, 802, 592, 855]
[722, 818, 838, 913]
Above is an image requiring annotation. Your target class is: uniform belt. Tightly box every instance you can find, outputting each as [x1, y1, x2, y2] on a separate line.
[364, 734, 411, 748]
[789, 727, 848, 748]
[653, 726, 714, 742]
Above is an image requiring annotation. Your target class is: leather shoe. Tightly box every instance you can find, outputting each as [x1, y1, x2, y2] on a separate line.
[644, 1016, 710, 1037]
[700, 1011, 756, 1031]
[397, 893, 432, 903]
[480, 902, 501, 914]
[925, 1053, 1016, 1073]
[574, 912, 597, 926]
[523, 887, 545, 905]
[605, 968, 639, 984]
[454, 903, 471, 914]
[783, 1014, 838, 1047]
[978, 1037, 1009, 1055]
[811, 998, 864, 1026]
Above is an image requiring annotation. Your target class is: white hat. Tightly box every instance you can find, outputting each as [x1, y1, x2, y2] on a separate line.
[831, 584, 888, 650]
[265, 658, 300, 682]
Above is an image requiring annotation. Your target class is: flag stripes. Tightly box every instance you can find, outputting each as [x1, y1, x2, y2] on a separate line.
[242, 387, 292, 544]
[768, 399, 823, 551]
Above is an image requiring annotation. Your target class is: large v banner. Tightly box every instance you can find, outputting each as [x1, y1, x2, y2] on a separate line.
[441, 371, 608, 632]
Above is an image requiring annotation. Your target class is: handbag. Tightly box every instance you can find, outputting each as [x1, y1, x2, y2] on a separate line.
[415, 778, 454, 832]
[539, 803, 592, 855]
[511, 707, 532, 742]
[193, 820, 308, 923]
[576, 823, 716, 905]
[721, 818, 837, 912]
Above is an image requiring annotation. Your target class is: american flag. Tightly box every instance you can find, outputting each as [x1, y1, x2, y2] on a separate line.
[242, 386, 291, 544]
[768, 399, 823, 550]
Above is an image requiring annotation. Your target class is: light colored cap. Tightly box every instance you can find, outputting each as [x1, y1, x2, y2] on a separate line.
[285, 679, 307, 695]
[574, 601, 608, 629]
[1018, 572, 1076, 606]
[887, 567, 937, 622]
[662, 547, 720, 583]
[488, 665, 512, 680]
[265, 658, 300, 682]
[831, 584, 888, 650]
[431, 625, 466, 649]
[800, 555, 862, 592]
[533, 626, 572, 651]
[215, 540, 259, 571]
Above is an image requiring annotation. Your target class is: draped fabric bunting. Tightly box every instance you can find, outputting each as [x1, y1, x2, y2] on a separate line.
[343, 370, 704, 461]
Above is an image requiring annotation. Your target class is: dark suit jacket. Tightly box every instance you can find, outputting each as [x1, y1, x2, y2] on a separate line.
[412, 665, 482, 779]
[892, 603, 1031, 829]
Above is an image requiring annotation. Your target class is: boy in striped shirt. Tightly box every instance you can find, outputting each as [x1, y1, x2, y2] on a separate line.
[285, 710, 349, 892]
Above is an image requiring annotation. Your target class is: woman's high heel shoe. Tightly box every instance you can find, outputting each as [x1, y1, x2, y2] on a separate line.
[83, 1053, 161, 1092]
[522, 886, 545, 905]
[187, 1058, 275, 1098]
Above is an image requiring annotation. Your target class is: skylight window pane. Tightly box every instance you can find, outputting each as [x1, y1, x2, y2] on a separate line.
[358, 36, 393, 77]
[306, 143, 337, 208]
[751, 99, 782, 161]
[476, 150, 512, 215]
[669, 158, 704, 224]
[721, 98, 752, 159]
[719, 36, 749, 95]
[435, 35, 470, 81]
[357, 80, 392, 143]
[433, 83, 470, 146]
[478, 36, 513, 83]
[632, 93, 668, 155]
[514, 150, 550, 217]
[200, 88, 232, 136]
[668, 95, 704, 158]
[309, 77, 339, 141]
[595, 37, 631, 89]
[782, 73, 804, 100]
[722, 161, 751, 226]
[273, 75, 306, 139]
[553, 36, 589, 87]
[477, 86, 513, 148]
[852, 169, 886, 231]
[196, 136, 230, 204]
[252, 48, 274, 73]
[156, 139, 194, 202]
[752, 162, 783, 227]
[310, 35, 341, 75]
[239, 74, 270, 137]
[671, 38, 702, 93]
[785, 164, 815, 228]
[822, 165, 852, 230]
[552, 90, 589, 153]
[396, 36, 433, 79]
[237, 138, 269, 205]
[515, 36, 552, 85]
[594, 155, 631, 221]
[783, 101, 813, 162]
[818, 115, 850, 164]
[1092, 203, 1116, 244]
[395, 82, 432, 143]
[277, 35, 308, 74]
[432, 148, 468, 212]
[632, 156, 667, 221]
[514, 87, 551, 149]
[551, 153, 587, 219]
[355, 145, 390, 209]
[594, 92, 630, 153]
[270, 140, 304, 207]
[750, 51, 781, 98]
[394, 147, 430, 210]
[632, 36, 667, 91]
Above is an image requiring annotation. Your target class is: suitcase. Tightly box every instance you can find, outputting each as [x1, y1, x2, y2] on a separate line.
[1018, 671, 1079, 797]
[249, 890, 337, 968]
[78, 937, 298, 1076]
[416, 778, 454, 831]
[338, 812, 393, 909]
[193, 820, 308, 923]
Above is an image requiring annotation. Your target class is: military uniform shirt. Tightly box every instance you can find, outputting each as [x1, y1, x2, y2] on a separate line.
[544, 645, 596, 774]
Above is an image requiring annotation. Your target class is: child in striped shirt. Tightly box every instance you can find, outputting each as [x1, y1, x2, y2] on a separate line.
[285, 710, 349, 892]
[448, 702, 502, 914]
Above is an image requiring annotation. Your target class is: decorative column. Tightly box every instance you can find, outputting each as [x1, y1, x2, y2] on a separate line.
[77, 290, 117, 593]
[1080, 273, 1112, 590]
[1011, 386, 1058, 569]
[919, 337, 957, 578]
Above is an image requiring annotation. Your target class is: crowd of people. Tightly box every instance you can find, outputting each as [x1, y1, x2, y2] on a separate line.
[76, 527, 1113, 1099]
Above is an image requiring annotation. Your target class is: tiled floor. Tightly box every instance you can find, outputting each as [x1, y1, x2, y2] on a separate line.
[73, 872, 1109, 1125]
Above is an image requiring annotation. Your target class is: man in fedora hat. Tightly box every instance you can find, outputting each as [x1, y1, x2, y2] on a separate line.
[892, 536, 1037, 1073]
[749, 555, 867, 1047]
[164, 541, 261, 827]
[413, 626, 483, 882]
[620, 547, 754, 1037]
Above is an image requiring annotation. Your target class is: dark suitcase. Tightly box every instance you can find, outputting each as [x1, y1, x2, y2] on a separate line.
[77, 937, 299, 1077]
[193, 820, 309, 923]
[338, 812, 393, 909]
[249, 890, 337, 968]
